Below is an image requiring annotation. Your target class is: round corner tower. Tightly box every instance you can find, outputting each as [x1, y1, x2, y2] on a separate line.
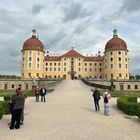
[104, 29, 129, 80]
[21, 29, 45, 79]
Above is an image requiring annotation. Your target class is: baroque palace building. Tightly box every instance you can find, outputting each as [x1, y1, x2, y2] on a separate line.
[21, 29, 129, 80]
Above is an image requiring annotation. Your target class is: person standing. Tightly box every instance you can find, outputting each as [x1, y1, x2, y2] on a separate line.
[103, 89, 111, 116]
[34, 86, 40, 102]
[92, 88, 101, 111]
[9, 88, 25, 129]
[40, 86, 47, 102]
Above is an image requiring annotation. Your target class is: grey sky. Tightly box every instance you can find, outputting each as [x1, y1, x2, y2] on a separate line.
[0, 0, 140, 75]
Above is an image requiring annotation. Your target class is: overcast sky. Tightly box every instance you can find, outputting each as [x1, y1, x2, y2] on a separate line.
[0, 0, 140, 75]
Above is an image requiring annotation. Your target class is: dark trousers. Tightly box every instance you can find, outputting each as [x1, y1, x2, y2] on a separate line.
[10, 109, 22, 129]
[41, 95, 46, 102]
[35, 94, 39, 102]
[94, 100, 100, 111]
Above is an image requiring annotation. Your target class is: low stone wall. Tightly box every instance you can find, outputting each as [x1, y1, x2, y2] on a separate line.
[0, 78, 62, 90]
[86, 79, 140, 91]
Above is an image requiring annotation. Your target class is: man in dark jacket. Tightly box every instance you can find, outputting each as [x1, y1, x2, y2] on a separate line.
[9, 88, 25, 129]
[92, 88, 101, 111]
[40, 86, 47, 102]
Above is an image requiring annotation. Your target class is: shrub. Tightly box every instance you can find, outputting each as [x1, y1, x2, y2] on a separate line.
[117, 96, 140, 118]
[0, 103, 4, 119]
[4, 95, 11, 102]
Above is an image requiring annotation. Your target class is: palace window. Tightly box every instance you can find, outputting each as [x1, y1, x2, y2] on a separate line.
[110, 52, 113, 55]
[37, 64, 39, 69]
[126, 64, 127, 69]
[94, 68, 97, 72]
[85, 68, 87, 72]
[12, 84, 14, 89]
[54, 63, 56, 66]
[37, 52, 40, 56]
[28, 73, 31, 77]
[135, 85, 138, 89]
[111, 64, 113, 69]
[50, 63, 52, 66]
[78, 58, 81, 61]
[99, 68, 102, 72]
[54, 68, 56, 71]
[110, 58, 113, 62]
[50, 68, 52, 71]
[37, 73, 39, 77]
[58, 63, 61, 66]
[127, 85, 131, 89]
[64, 68, 66, 71]
[118, 57, 121, 61]
[85, 63, 87, 66]
[79, 63, 81, 66]
[79, 68, 81, 71]
[29, 57, 32, 61]
[119, 63, 121, 68]
[58, 68, 60, 71]
[99, 63, 102, 66]
[119, 73, 122, 77]
[46, 68, 48, 71]
[64, 63, 66, 66]
[89, 63, 92, 66]
[125, 58, 127, 62]
[46, 63, 48, 66]
[94, 63, 97, 66]
[64, 58, 67, 61]
[90, 68, 92, 72]
[29, 63, 32, 68]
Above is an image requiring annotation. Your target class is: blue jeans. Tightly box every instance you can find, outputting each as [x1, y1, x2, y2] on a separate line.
[94, 100, 100, 111]
[104, 106, 110, 115]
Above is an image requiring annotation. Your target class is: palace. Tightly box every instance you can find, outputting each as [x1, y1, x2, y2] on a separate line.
[21, 29, 129, 80]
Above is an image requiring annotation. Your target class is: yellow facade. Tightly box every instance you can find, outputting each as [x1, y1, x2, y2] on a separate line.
[21, 29, 129, 80]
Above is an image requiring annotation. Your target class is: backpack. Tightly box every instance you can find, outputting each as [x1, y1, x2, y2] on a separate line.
[104, 94, 109, 103]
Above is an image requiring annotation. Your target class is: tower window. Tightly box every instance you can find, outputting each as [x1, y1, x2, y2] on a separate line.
[29, 57, 32, 61]
[29, 63, 32, 68]
[110, 58, 113, 62]
[118, 51, 121, 55]
[111, 64, 113, 69]
[119, 63, 121, 68]
[37, 58, 40, 61]
[118, 57, 121, 61]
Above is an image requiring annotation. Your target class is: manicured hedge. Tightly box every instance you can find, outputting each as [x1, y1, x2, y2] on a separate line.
[117, 96, 140, 118]
[0, 101, 9, 120]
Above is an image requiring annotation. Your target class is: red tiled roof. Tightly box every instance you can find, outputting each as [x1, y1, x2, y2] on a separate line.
[45, 55, 61, 61]
[105, 36, 128, 52]
[23, 37, 44, 52]
[84, 56, 104, 61]
[61, 49, 84, 57]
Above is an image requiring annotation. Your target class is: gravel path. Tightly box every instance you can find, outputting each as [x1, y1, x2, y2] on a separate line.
[0, 80, 140, 140]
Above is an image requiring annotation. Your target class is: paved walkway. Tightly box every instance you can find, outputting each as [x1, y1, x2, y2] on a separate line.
[0, 80, 140, 140]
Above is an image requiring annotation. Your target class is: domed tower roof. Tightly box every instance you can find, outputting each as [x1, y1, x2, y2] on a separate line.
[105, 29, 128, 52]
[23, 29, 44, 52]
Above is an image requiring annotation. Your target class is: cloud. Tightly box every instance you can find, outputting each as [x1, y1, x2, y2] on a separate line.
[32, 4, 45, 15]
[63, 3, 91, 22]
[121, 0, 140, 12]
